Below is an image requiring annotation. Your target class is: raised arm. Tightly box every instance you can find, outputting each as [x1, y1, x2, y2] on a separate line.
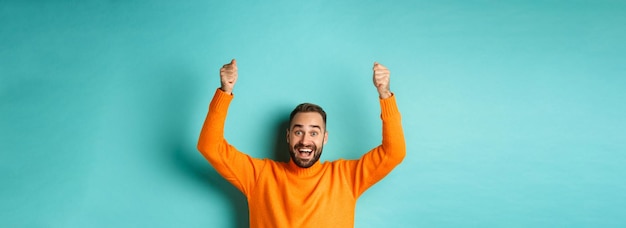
[372, 62, 404, 159]
[351, 62, 406, 196]
[197, 59, 238, 153]
[197, 59, 262, 195]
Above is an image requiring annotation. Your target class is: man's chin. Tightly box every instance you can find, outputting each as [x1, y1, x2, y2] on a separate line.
[294, 159, 315, 168]
[289, 150, 322, 168]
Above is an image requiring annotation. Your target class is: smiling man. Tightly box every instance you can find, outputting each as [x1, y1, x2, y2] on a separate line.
[197, 59, 406, 228]
[288, 103, 327, 168]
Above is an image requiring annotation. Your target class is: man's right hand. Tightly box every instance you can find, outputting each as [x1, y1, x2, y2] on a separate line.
[219, 59, 238, 94]
[373, 62, 392, 99]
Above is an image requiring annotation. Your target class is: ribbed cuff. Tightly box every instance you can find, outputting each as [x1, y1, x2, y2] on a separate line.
[209, 88, 234, 111]
[379, 93, 401, 120]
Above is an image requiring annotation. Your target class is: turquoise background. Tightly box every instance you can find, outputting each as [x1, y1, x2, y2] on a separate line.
[2, 0, 625, 227]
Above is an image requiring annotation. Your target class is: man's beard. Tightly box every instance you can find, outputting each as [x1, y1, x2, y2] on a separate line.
[289, 143, 323, 168]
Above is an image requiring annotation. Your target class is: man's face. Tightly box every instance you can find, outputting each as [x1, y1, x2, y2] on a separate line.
[287, 112, 328, 168]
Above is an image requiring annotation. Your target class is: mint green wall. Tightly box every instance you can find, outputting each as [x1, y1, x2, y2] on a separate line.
[2, 1, 625, 227]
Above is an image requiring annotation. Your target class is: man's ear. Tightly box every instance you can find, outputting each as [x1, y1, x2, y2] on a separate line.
[323, 131, 328, 145]
[285, 128, 290, 143]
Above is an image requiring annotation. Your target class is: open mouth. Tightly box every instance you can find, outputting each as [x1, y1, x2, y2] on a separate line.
[297, 148, 313, 159]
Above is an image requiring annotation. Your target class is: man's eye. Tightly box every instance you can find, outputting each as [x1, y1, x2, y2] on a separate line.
[295, 131, 303, 136]
[311, 132, 318, 136]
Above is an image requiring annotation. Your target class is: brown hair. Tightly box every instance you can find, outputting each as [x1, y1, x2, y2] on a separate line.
[289, 103, 327, 126]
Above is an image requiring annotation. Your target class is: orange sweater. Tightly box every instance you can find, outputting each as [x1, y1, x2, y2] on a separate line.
[197, 89, 406, 228]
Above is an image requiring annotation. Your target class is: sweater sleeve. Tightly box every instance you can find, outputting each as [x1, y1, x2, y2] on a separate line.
[351, 93, 406, 197]
[197, 88, 264, 195]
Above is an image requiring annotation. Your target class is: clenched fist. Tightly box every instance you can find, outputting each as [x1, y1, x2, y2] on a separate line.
[220, 59, 238, 94]
[373, 62, 392, 99]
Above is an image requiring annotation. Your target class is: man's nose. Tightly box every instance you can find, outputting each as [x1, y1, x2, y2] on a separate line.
[299, 134, 311, 144]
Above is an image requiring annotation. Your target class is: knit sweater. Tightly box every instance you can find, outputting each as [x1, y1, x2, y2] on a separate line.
[197, 89, 406, 228]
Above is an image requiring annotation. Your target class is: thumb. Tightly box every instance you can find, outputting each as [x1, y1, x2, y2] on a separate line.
[231, 59, 237, 67]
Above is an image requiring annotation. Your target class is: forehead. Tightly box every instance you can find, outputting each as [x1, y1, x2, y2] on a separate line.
[290, 112, 325, 129]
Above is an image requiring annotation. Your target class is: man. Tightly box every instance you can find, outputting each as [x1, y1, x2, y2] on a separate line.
[197, 59, 406, 228]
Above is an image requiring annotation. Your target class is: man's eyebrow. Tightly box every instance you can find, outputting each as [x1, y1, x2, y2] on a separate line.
[292, 124, 322, 130]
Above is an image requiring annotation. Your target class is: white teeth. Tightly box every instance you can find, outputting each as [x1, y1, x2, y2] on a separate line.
[298, 149, 313, 156]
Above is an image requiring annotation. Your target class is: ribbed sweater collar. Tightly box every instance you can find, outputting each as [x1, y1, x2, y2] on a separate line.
[286, 159, 323, 176]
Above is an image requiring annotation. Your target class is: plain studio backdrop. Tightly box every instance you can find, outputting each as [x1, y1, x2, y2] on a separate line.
[1, 0, 625, 227]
